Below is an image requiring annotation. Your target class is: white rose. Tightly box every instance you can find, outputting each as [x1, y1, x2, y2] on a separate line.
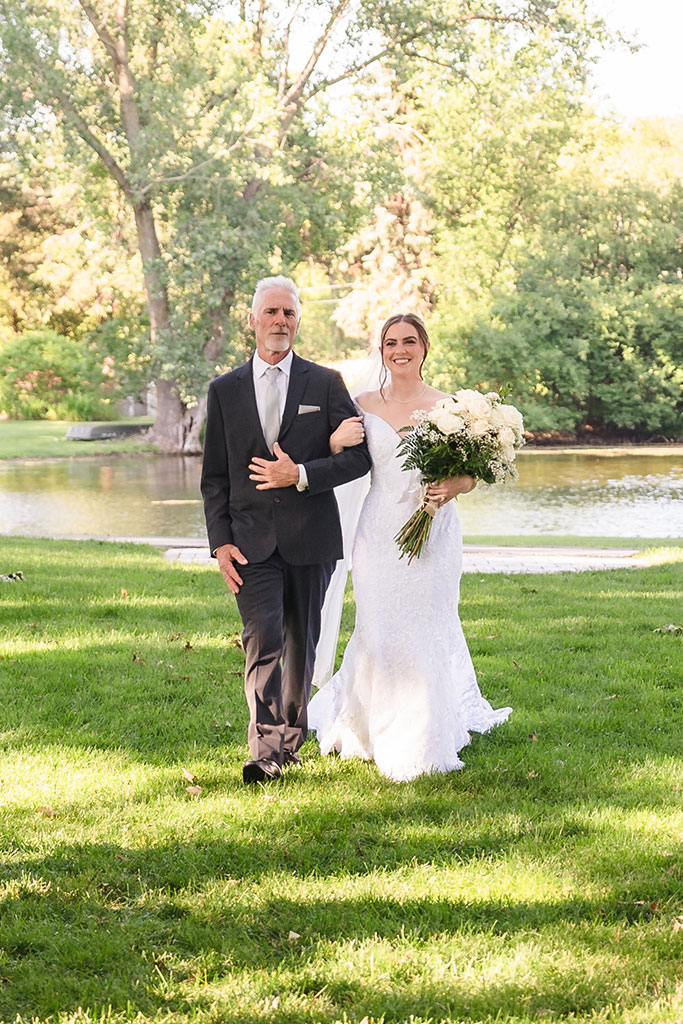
[454, 389, 479, 405]
[498, 425, 516, 448]
[499, 403, 524, 436]
[489, 405, 505, 429]
[470, 417, 492, 437]
[454, 388, 492, 422]
[433, 396, 456, 412]
[431, 406, 465, 435]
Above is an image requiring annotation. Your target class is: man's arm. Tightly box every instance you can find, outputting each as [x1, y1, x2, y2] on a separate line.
[248, 371, 371, 493]
[302, 371, 371, 494]
[200, 381, 235, 555]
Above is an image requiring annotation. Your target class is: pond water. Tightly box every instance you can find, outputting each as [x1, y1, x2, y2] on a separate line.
[1, 449, 681, 541]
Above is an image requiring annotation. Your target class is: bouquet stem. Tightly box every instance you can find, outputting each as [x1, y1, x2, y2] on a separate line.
[394, 499, 439, 563]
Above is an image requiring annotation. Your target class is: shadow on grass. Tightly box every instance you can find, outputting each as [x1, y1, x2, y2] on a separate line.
[1, 541, 682, 1019]
[1, 823, 680, 1020]
[3, 559, 682, 764]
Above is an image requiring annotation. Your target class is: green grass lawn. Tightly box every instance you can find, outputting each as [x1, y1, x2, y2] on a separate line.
[0, 418, 156, 459]
[0, 537, 681, 1024]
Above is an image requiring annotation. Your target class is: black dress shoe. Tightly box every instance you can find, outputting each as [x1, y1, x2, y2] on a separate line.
[283, 750, 301, 767]
[242, 758, 283, 784]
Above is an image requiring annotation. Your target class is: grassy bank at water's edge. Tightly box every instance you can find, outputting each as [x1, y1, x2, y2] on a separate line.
[0, 536, 681, 1023]
[0, 418, 156, 459]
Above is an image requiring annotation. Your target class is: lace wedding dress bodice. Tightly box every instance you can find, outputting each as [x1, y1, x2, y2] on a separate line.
[308, 410, 512, 782]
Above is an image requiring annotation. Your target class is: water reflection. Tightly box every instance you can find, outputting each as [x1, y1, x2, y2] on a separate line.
[0, 451, 681, 540]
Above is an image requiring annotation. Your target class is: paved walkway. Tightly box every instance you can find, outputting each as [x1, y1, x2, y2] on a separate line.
[158, 539, 642, 574]
[34, 534, 644, 573]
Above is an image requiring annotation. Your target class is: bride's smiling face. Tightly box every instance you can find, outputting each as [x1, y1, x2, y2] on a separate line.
[381, 321, 429, 377]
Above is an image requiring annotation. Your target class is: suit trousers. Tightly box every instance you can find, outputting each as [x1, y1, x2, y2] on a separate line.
[234, 550, 335, 763]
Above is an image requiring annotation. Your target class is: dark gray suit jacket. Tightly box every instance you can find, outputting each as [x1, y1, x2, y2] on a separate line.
[201, 353, 371, 564]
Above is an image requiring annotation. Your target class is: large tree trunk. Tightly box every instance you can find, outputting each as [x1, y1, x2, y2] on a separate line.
[131, 200, 201, 454]
[153, 381, 206, 455]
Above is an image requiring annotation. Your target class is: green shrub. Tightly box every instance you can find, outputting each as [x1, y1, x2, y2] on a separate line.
[0, 329, 113, 420]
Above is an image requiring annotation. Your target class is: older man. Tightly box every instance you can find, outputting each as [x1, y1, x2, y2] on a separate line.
[201, 276, 371, 783]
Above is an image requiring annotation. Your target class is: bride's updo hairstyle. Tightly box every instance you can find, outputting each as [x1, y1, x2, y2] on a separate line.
[378, 313, 430, 397]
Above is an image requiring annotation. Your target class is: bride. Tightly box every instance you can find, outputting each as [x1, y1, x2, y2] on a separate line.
[307, 313, 512, 782]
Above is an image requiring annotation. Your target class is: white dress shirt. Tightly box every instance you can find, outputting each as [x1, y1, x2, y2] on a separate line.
[252, 350, 308, 490]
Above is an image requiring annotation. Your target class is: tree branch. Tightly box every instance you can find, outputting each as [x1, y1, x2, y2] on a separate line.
[280, 0, 354, 114]
[253, 0, 266, 55]
[277, 20, 291, 101]
[304, 47, 392, 99]
[139, 111, 268, 195]
[76, 0, 118, 62]
[54, 87, 133, 198]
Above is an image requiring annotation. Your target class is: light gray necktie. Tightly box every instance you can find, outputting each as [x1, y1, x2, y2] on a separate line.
[263, 365, 281, 452]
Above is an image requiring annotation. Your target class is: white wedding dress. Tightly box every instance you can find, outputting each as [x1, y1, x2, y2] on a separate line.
[308, 409, 512, 782]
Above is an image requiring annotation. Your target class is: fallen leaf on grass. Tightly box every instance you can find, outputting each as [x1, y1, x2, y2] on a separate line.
[673, 917, 683, 933]
[121, 588, 129, 599]
[653, 623, 682, 634]
[512, 659, 521, 668]
[261, 793, 276, 803]
[288, 931, 301, 941]
[184, 641, 193, 650]
[529, 733, 538, 741]
[132, 653, 145, 663]
[170, 633, 185, 641]
[115, 853, 129, 861]
[227, 633, 244, 651]
[270, 996, 280, 1010]
[36, 806, 57, 818]
[186, 785, 202, 797]
[182, 768, 196, 783]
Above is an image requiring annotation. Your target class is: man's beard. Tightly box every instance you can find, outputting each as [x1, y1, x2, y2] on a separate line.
[265, 335, 291, 352]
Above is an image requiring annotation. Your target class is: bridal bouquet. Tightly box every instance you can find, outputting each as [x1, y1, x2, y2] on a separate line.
[395, 389, 525, 561]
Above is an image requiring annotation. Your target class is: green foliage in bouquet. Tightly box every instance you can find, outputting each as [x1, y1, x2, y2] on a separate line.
[397, 426, 503, 486]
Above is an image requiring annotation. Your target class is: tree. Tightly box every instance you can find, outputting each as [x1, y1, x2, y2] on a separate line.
[453, 173, 683, 436]
[0, 152, 144, 343]
[0, 0, 577, 451]
[0, 328, 115, 419]
[328, 11, 604, 347]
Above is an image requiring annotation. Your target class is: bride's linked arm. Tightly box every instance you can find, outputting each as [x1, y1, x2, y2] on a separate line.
[328, 418, 475, 504]
[329, 416, 365, 454]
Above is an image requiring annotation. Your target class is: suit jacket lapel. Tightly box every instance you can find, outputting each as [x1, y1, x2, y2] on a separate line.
[279, 353, 309, 441]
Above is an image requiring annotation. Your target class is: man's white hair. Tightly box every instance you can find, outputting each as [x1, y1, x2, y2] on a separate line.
[251, 275, 301, 318]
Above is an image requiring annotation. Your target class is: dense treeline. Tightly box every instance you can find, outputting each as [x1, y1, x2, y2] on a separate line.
[0, 2, 681, 443]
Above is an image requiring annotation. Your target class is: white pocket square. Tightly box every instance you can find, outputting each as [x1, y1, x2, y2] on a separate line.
[298, 404, 320, 414]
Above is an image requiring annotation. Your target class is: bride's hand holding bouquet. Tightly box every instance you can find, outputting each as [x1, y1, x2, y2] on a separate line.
[395, 388, 525, 561]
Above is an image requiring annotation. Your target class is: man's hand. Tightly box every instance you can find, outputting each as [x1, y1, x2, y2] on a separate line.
[215, 543, 248, 594]
[249, 442, 299, 489]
